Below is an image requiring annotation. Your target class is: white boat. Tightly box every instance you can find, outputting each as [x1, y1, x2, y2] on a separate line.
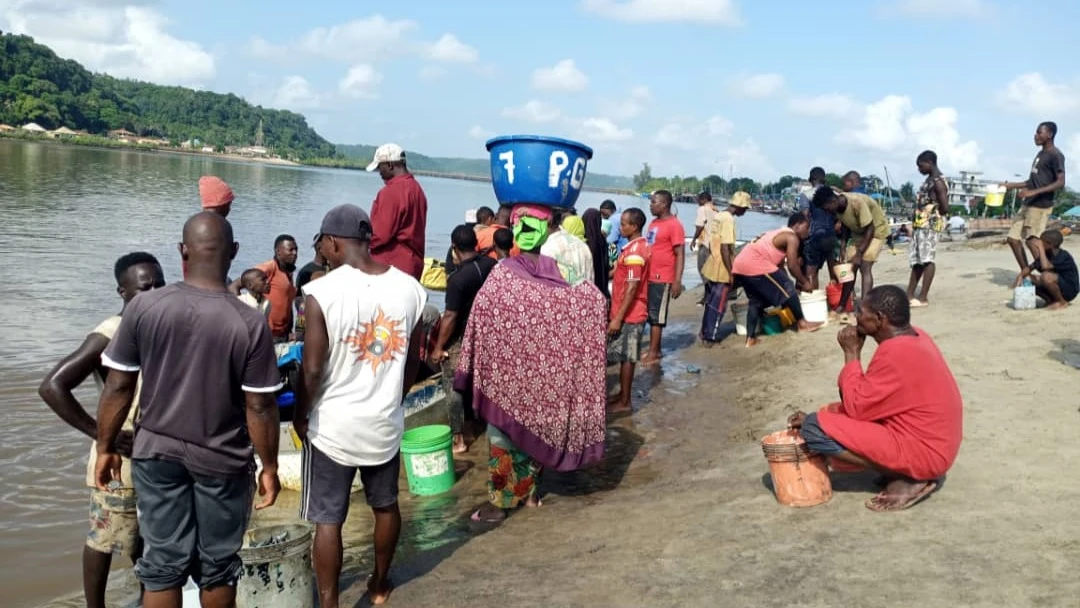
[255, 374, 447, 493]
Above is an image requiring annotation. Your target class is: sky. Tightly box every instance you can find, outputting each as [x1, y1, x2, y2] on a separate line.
[2, 0, 1079, 184]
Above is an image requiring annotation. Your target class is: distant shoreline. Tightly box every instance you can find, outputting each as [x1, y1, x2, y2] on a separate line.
[0, 133, 637, 195]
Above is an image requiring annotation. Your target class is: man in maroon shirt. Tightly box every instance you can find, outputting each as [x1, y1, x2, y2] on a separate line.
[367, 143, 428, 280]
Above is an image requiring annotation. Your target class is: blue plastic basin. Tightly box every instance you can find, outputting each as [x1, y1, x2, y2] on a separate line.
[485, 135, 594, 209]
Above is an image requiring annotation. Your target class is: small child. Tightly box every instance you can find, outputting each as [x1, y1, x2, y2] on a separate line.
[1015, 229, 1079, 310]
[238, 268, 271, 318]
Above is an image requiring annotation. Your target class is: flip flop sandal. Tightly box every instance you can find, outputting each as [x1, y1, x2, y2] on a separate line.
[864, 479, 940, 512]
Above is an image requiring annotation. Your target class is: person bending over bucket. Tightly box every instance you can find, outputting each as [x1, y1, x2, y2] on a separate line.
[788, 285, 963, 511]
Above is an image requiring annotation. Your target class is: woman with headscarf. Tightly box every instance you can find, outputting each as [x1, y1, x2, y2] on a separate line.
[455, 204, 607, 524]
[582, 208, 611, 299]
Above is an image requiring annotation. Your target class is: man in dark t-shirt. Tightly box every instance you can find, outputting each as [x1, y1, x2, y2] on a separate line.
[1003, 122, 1067, 271]
[95, 212, 283, 605]
[1015, 229, 1078, 310]
[431, 224, 496, 453]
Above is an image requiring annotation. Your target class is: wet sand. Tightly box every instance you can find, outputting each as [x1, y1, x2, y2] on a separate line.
[44, 236, 1080, 607]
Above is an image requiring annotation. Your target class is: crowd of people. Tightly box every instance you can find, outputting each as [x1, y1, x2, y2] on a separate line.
[33, 120, 1079, 607]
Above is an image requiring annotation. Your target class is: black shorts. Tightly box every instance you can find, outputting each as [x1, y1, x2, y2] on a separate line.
[300, 441, 400, 525]
[132, 458, 253, 592]
[647, 282, 672, 327]
[804, 234, 837, 268]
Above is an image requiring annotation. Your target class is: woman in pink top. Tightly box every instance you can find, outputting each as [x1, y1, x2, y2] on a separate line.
[732, 212, 821, 346]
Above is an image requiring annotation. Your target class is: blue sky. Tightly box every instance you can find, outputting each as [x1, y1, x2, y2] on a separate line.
[3, 0, 1079, 184]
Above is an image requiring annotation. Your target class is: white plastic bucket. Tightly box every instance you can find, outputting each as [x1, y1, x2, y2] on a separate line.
[237, 524, 314, 608]
[732, 301, 749, 336]
[799, 290, 828, 325]
[834, 263, 854, 284]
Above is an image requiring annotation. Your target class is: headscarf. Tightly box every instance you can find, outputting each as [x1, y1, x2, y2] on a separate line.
[582, 209, 610, 298]
[562, 215, 586, 242]
[511, 205, 553, 252]
[198, 176, 234, 208]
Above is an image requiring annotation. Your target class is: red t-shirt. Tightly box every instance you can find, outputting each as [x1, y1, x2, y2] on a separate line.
[370, 174, 428, 280]
[645, 215, 685, 284]
[611, 237, 650, 324]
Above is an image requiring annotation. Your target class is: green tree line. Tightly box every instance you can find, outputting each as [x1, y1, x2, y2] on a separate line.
[0, 32, 335, 159]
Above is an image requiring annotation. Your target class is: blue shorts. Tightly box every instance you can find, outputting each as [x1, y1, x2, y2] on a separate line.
[799, 412, 846, 455]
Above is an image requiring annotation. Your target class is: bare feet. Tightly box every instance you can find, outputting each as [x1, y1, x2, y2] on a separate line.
[744, 337, 761, 348]
[367, 574, 394, 605]
[797, 320, 824, 333]
[524, 495, 542, 508]
[865, 478, 940, 512]
[1046, 301, 1070, 310]
[607, 395, 632, 415]
[639, 352, 662, 366]
[470, 503, 508, 523]
[452, 434, 468, 454]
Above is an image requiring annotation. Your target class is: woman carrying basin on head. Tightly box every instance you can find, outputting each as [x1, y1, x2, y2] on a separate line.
[455, 204, 607, 524]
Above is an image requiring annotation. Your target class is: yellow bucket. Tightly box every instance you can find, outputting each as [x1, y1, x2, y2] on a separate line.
[984, 186, 1006, 207]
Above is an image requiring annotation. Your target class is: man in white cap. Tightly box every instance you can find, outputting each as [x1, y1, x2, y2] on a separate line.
[367, 143, 428, 281]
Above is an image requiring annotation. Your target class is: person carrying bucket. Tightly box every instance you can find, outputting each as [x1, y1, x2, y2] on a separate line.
[293, 204, 427, 607]
[906, 150, 950, 308]
[787, 286, 962, 512]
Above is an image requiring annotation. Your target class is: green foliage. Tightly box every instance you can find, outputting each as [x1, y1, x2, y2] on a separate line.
[633, 163, 652, 190]
[0, 33, 334, 159]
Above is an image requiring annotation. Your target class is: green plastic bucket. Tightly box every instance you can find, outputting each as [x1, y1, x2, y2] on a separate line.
[401, 424, 455, 496]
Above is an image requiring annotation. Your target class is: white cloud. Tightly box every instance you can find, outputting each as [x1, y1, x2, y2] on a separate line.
[424, 34, 479, 63]
[719, 139, 777, 181]
[468, 125, 495, 140]
[249, 15, 417, 63]
[998, 73, 1080, 116]
[272, 76, 325, 111]
[338, 64, 383, 99]
[502, 100, 562, 123]
[727, 73, 785, 99]
[248, 15, 480, 68]
[1068, 134, 1080, 176]
[654, 115, 735, 149]
[579, 117, 634, 143]
[600, 85, 653, 121]
[705, 115, 735, 137]
[532, 59, 589, 93]
[581, 0, 743, 26]
[878, 0, 995, 20]
[0, 2, 214, 86]
[788, 94, 861, 119]
[838, 95, 980, 171]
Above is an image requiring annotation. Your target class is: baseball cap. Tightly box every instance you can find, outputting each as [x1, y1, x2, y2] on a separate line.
[729, 191, 752, 209]
[366, 143, 406, 172]
[317, 204, 372, 240]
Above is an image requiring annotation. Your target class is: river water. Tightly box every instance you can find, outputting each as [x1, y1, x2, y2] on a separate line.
[0, 138, 783, 607]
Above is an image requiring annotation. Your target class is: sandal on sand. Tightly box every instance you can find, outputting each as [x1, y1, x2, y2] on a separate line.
[470, 505, 508, 524]
[865, 479, 940, 512]
[909, 299, 928, 308]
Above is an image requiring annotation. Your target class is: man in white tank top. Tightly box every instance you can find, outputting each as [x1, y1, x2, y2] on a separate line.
[293, 204, 427, 607]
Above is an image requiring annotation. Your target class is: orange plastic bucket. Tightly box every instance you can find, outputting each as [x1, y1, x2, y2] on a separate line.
[760, 429, 832, 507]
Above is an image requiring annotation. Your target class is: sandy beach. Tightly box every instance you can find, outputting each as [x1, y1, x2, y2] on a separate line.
[43, 234, 1080, 608]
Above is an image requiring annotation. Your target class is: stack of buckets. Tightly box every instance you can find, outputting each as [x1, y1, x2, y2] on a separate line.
[760, 429, 832, 507]
[401, 424, 456, 496]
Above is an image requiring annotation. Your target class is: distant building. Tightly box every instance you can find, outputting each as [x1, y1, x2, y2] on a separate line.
[0, 124, 15, 132]
[107, 129, 136, 140]
[50, 126, 78, 138]
[21, 122, 47, 133]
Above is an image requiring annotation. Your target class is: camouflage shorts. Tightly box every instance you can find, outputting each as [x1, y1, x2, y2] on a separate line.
[86, 488, 139, 556]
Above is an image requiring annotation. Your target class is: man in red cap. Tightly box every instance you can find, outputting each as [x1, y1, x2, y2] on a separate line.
[199, 176, 234, 217]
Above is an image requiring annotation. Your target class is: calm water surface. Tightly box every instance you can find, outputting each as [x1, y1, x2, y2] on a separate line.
[0, 139, 782, 607]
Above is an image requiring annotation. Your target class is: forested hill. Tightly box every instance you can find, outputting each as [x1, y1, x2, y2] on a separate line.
[0, 33, 335, 158]
[335, 144, 635, 190]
